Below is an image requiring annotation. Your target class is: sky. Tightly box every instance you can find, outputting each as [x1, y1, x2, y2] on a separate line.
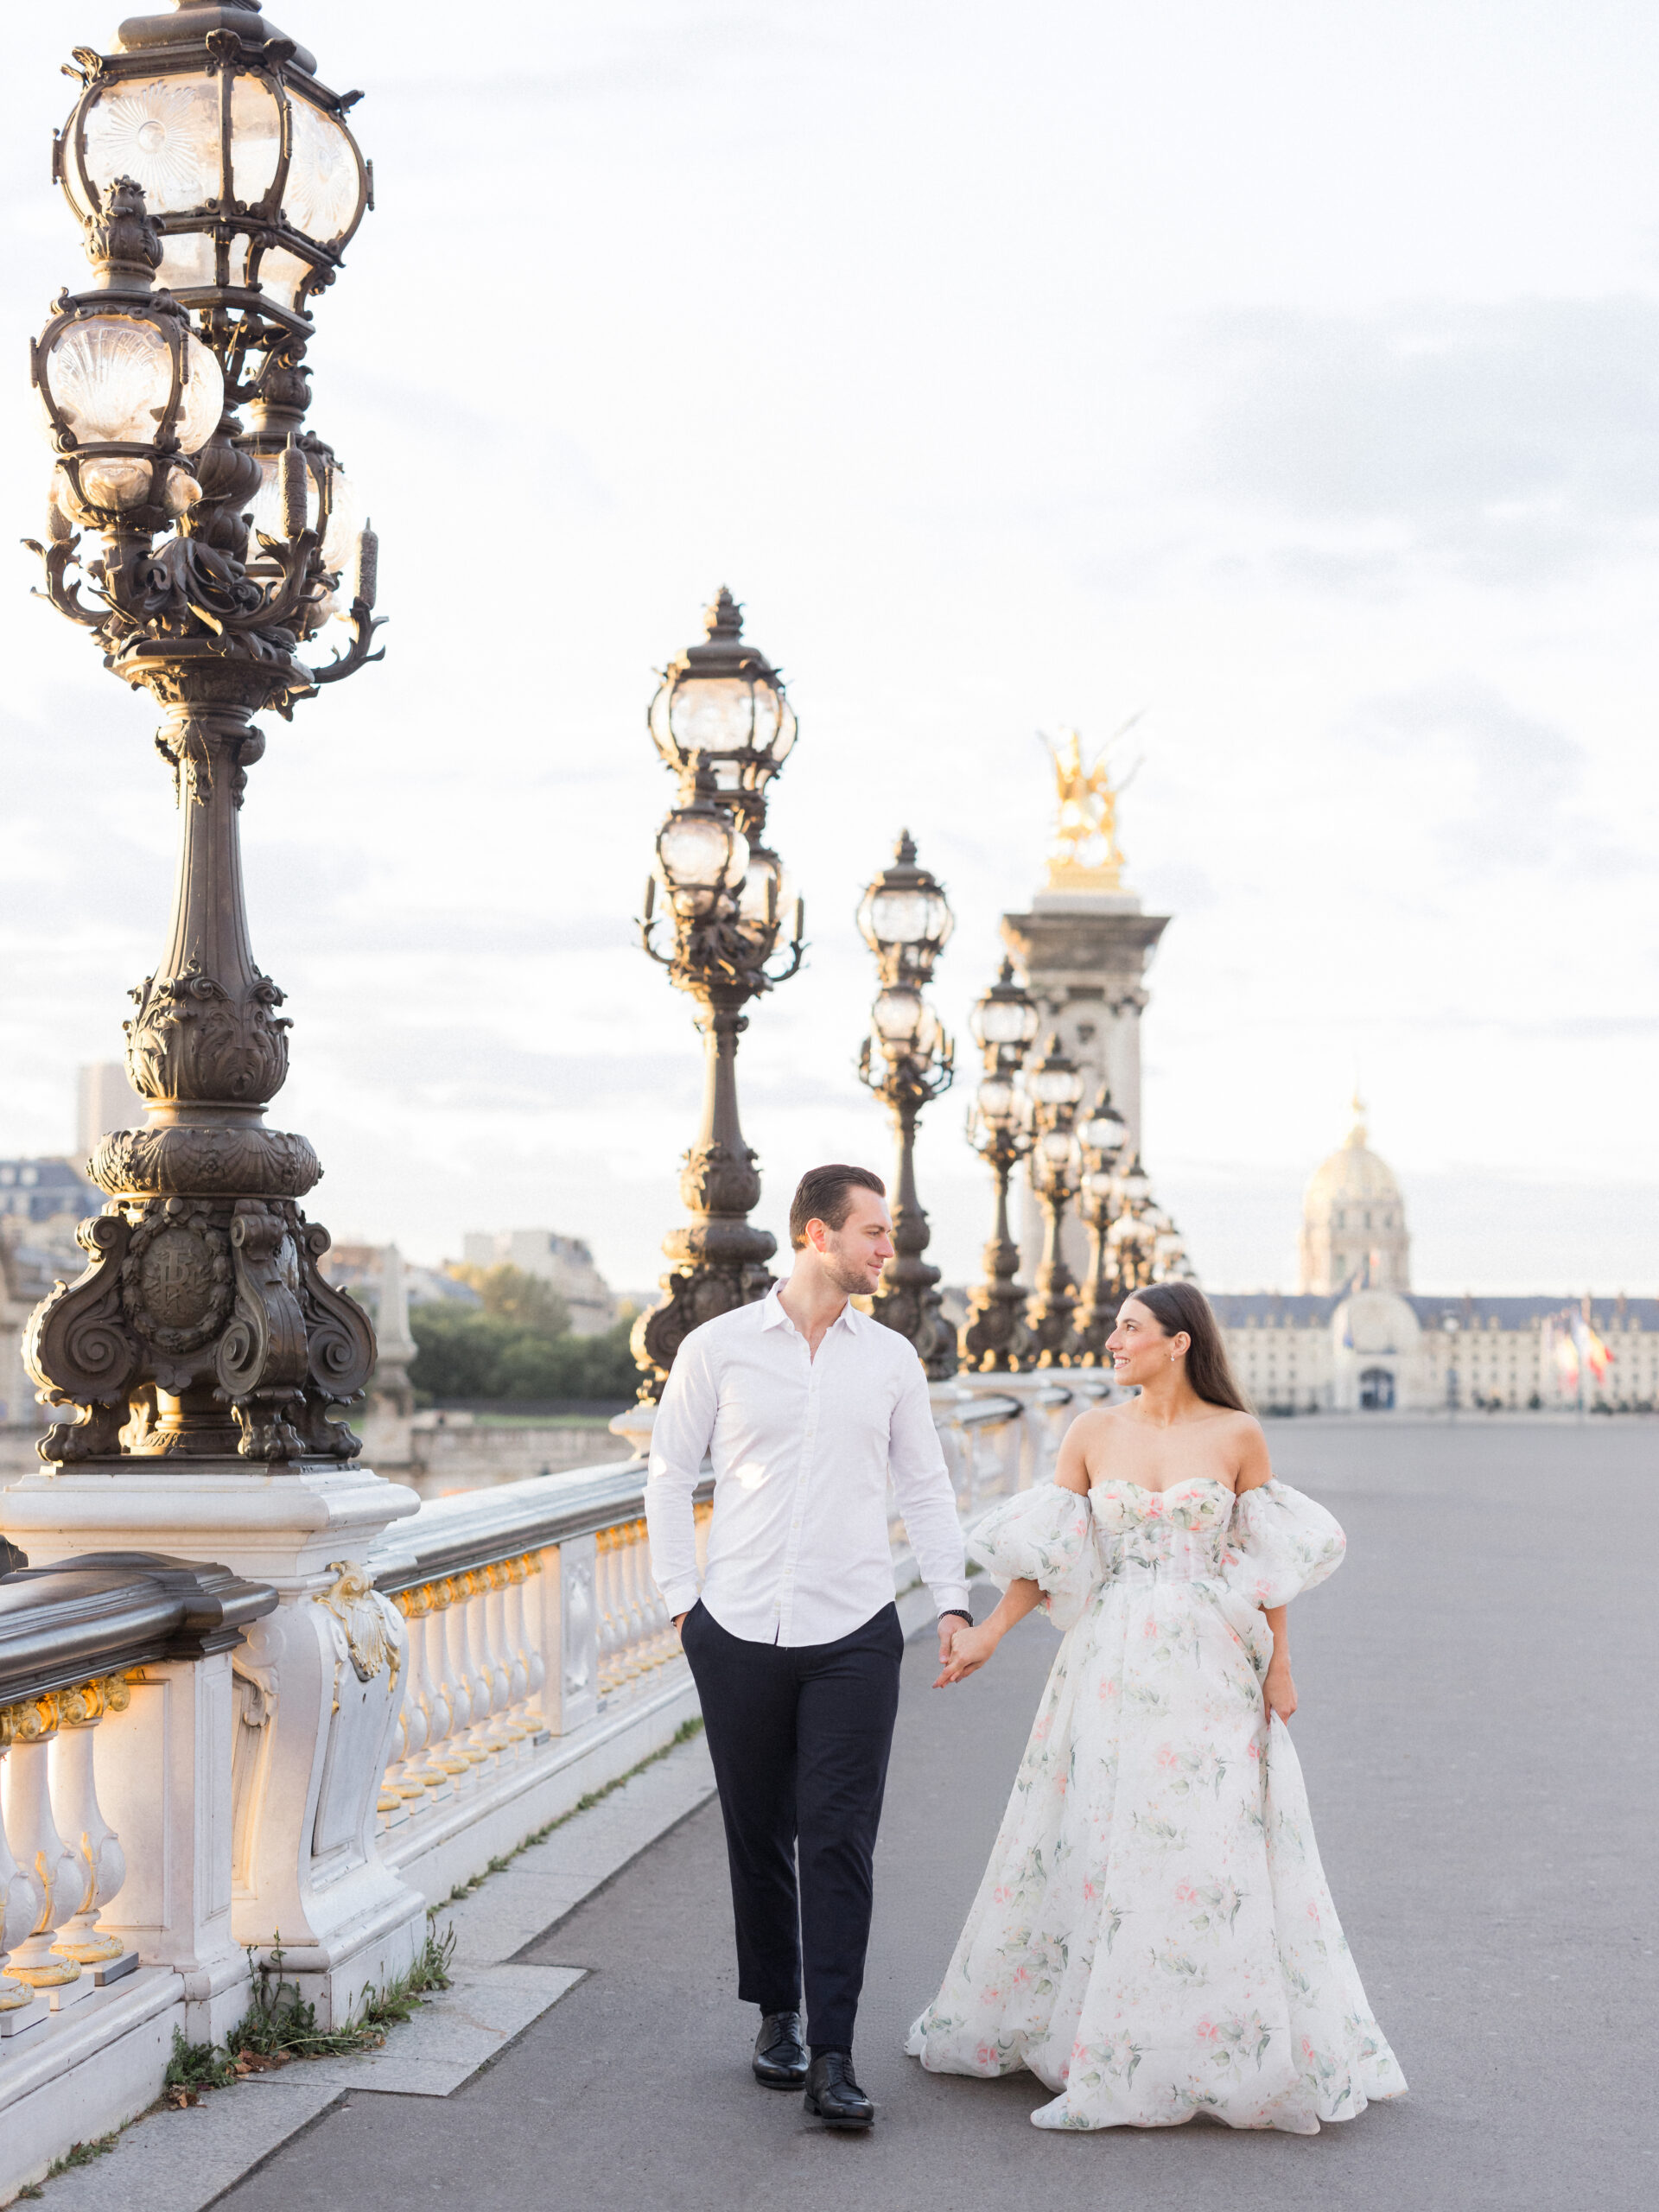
[3, 0, 1658, 1299]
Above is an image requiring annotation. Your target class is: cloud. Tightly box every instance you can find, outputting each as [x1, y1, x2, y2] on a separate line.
[1186, 297, 1659, 583]
[1339, 677, 1645, 880]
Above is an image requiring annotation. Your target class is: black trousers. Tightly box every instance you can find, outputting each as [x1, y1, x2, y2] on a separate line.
[680, 1599, 905, 2054]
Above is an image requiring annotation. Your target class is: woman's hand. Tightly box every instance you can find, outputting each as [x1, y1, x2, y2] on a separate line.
[1263, 1656, 1298, 1725]
[935, 1619, 1000, 1687]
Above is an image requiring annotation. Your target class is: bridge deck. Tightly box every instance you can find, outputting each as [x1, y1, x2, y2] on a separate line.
[216, 1421, 1649, 2212]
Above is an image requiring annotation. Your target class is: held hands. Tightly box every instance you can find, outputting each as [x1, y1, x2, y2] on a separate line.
[934, 1616, 998, 1688]
[1263, 1656, 1298, 1726]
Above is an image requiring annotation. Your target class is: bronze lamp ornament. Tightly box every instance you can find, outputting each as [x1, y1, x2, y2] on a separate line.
[960, 958, 1041, 1372]
[632, 592, 807, 1400]
[21, 0, 385, 1466]
[856, 832, 957, 1380]
[1023, 1033, 1086, 1367]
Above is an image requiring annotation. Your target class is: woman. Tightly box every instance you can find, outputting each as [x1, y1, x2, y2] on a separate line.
[907, 1282, 1405, 2133]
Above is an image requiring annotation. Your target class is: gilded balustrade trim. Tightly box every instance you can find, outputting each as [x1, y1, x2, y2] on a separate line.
[383, 1553, 547, 1821]
[0, 1670, 137, 2005]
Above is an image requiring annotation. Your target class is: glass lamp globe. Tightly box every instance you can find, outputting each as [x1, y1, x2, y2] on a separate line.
[37, 304, 223, 519]
[1084, 1168, 1118, 1199]
[872, 986, 927, 1048]
[247, 446, 357, 570]
[648, 587, 796, 798]
[969, 957, 1040, 1054]
[61, 52, 369, 326]
[1120, 1158, 1152, 1205]
[656, 802, 747, 918]
[737, 850, 790, 932]
[1081, 1098, 1128, 1157]
[1039, 1128, 1078, 1170]
[1027, 1038, 1084, 1111]
[857, 831, 954, 983]
[976, 1074, 1016, 1126]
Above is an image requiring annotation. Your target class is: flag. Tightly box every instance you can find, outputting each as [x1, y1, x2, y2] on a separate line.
[1548, 1319, 1579, 1390]
[1575, 1317, 1613, 1384]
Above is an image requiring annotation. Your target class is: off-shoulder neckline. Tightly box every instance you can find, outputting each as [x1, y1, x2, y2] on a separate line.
[1089, 1475, 1238, 1501]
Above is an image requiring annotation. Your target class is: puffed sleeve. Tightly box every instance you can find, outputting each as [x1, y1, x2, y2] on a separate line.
[967, 1483, 1098, 1632]
[1218, 1479, 1346, 1610]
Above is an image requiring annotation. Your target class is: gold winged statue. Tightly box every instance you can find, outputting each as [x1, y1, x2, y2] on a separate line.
[1042, 723, 1141, 891]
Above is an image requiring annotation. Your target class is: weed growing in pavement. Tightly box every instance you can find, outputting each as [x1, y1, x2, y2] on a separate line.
[161, 1916, 456, 2107]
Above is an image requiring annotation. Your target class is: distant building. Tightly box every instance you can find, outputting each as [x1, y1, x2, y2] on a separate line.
[461, 1230, 616, 1336]
[322, 1244, 481, 1312]
[1212, 1103, 1653, 1412]
[1299, 1096, 1410, 1294]
[0, 1236, 63, 1428]
[1213, 1290, 1659, 1414]
[77, 1060, 145, 1162]
[0, 1157, 99, 1235]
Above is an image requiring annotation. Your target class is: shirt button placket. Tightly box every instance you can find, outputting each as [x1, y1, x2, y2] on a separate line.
[779, 1342, 818, 1643]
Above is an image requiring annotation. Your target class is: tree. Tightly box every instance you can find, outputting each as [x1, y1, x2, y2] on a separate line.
[407, 1268, 639, 1403]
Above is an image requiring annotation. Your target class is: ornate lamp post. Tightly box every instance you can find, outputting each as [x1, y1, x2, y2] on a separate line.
[22, 3, 384, 1466]
[1100, 1154, 1160, 1303]
[856, 834, 957, 1377]
[1024, 1033, 1085, 1367]
[960, 960, 1039, 1372]
[1071, 1087, 1130, 1364]
[633, 592, 805, 1398]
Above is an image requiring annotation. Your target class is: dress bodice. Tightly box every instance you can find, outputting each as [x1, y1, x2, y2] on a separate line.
[966, 1473, 1348, 1637]
[1090, 1477, 1235, 1582]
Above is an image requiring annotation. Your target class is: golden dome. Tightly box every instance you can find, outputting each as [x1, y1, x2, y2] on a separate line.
[1302, 1093, 1402, 1212]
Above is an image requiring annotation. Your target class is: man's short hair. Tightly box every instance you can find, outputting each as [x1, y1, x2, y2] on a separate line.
[789, 1165, 887, 1250]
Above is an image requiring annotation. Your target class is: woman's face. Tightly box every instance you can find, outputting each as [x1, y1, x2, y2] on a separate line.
[1108, 1296, 1182, 1386]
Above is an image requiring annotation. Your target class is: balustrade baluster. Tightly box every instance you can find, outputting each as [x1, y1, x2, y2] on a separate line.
[451, 1575, 497, 1764]
[477, 1563, 522, 1750]
[431, 1574, 477, 1778]
[510, 1553, 547, 1713]
[488, 1561, 531, 1744]
[386, 1590, 442, 1801]
[594, 1528, 622, 1696]
[0, 1695, 89, 2007]
[615, 1523, 647, 1683]
[48, 1676, 132, 1981]
[0, 1718, 48, 2034]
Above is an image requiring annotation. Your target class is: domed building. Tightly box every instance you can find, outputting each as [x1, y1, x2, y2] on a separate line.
[1298, 1096, 1410, 1295]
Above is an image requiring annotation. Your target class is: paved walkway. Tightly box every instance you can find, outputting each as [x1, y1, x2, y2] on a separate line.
[129, 1424, 1659, 2209]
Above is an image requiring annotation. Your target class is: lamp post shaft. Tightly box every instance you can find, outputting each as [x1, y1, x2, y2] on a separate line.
[1028, 1189, 1080, 1366]
[1072, 1212, 1121, 1365]
[871, 1094, 953, 1378]
[961, 1152, 1033, 1370]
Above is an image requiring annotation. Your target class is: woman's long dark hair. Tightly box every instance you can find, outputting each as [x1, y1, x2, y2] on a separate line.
[1128, 1281, 1252, 1414]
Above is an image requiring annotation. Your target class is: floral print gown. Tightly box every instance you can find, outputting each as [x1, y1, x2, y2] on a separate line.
[907, 1478, 1406, 2133]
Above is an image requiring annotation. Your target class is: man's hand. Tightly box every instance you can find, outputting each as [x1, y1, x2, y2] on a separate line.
[1263, 1656, 1298, 1726]
[673, 1611, 689, 1643]
[935, 1618, 998, 1688]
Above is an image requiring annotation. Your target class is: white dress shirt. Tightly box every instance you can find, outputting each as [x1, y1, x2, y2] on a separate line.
[645, 1286, 970, 1646]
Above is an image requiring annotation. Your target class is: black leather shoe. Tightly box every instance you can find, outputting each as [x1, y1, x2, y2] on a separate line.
[804, 2051, 874, 2130]
[753, 2011, 809, 2088]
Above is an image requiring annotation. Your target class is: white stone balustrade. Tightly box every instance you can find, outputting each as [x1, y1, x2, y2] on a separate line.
[0, 1554, 277, 2197]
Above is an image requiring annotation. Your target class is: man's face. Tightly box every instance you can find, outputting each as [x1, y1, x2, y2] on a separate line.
[811, 1186, 894, 1295]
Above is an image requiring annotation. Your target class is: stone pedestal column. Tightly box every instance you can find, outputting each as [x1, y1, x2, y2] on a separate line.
[1, 1465, 423, 2029]
[1001, 889, 1170, 1284]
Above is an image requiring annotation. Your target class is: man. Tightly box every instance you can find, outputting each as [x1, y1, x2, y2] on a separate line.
[645, 1164, 971, 2133]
